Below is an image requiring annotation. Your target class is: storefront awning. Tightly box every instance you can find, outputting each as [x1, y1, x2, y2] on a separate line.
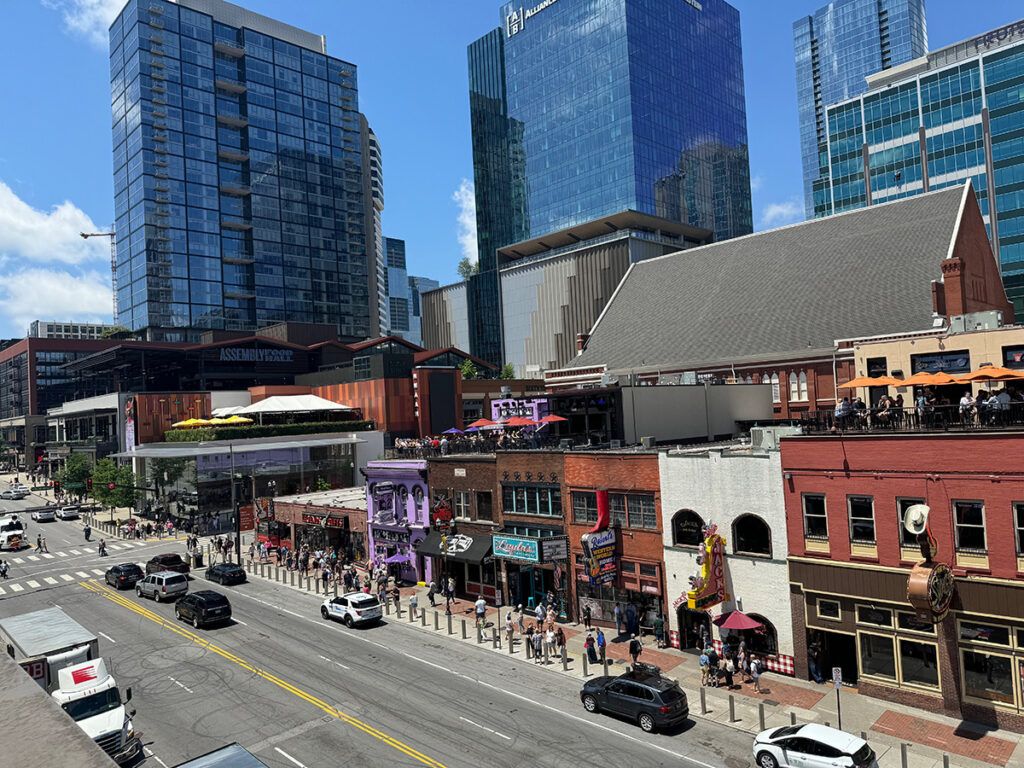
[416, 531, 492, 564]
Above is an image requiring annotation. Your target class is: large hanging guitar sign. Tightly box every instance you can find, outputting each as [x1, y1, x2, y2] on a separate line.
[904, 504, 955, 623]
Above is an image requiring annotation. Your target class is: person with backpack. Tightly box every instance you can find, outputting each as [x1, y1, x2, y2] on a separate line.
[628, 634, 643, 667]
[750, 654, 764, 693]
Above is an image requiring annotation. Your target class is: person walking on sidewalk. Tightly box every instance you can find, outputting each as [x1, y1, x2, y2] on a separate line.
[391, 586, 401, 615]
[596, 627, 606, 661]
[555, 627, 566, 657]
[531, 629, 543, 664]
[474, 595, 487, 628]
[628, 634, 643, 667]
[534, 601, 544, 626]
[613, 603, 623, 637]
[653, 613, 665, 649]
[750, 655, 763, 693]
[321, 566, 332, 596]
[581, 603, 592, 629]
[505, 612, 515, 648]
[699, 648, 710, 686]
[40, 536, 48, 553]
[516, 604, 525, 636]
[427, 580, 437, 607]
[584, 632, 598, 664]
[409, 592, 418, 620]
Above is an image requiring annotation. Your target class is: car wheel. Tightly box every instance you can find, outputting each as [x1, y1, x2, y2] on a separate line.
[135, 587, 143, 597]
[154, 592, 161, 603]
[582, 694, 599, 713]
[638, 713, 655, 733]
[175, 609, 182, 621]
[192, 616, 200, 629]
[343, 614, 353, 627]
[756, 752, 779, 768]
[321, 606, 330, 620]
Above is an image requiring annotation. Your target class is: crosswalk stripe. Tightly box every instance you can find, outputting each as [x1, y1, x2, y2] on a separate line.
[76, 571, 90, 578]
[119, 542, 134, 548]
[70, 549, 81, 555]
[0, 586, 5, 595]
[57, 552, 68, 557]
[26, 580, 39, 588]
[91, 569, 105, 576]
[43, 577, 57, 585]
[10, 583, 23, 592]
[60, 574, 74, 582]
[27, 555, 39, 562]
[12, 558, 23, 564]
[41, 553, 54, 559]
[107, 544, 121, 551]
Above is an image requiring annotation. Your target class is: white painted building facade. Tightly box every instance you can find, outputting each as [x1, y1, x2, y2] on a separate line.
[659, 444, 796, 675]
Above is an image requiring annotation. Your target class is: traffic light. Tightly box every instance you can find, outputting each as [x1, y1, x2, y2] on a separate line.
[107, 482, 117, 491]
[86, 478, 93, 491]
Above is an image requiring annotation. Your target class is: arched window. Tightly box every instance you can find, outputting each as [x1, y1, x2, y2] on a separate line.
[746, 614, 777, 655]
[799, 371, 808, 401]
[788, 372, 798, 401]
[733, 514, 772, 557]
[770, 373, 780, 403]
[671, 509, 705, 547]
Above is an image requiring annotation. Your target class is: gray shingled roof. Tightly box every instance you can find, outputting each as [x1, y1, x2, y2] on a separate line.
[570, 185, 967, 371]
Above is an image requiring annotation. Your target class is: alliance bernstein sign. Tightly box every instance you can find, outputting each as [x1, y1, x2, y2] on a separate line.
[505, 0, 558, 37]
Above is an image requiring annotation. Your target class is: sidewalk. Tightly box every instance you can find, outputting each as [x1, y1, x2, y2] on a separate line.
[240, 560, 1024, 768]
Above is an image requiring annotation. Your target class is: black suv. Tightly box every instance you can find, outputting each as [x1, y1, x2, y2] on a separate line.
[205, 563, 246, 586]
[105, 562, 145, 590]
[580, 663, 689, 733]
[146, 553, 190, 575]
[175, 590, 232, 628]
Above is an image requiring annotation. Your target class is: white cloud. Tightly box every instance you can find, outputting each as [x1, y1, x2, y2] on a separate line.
[0, 181, 110, 266]
[750, 175, 763, 193]
[452, 178, 478, 264]
[0, 268, 112, 335]
[760, 199, 803, 228]
[41, 0, 124, 48]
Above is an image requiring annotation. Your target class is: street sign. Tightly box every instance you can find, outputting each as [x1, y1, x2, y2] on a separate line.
[832, 667, 842, 689]
[832, 666, 843, 731]
[65, 482, 86, 491]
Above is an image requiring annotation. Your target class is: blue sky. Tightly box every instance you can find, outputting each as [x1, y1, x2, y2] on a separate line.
[0, 0, 1020, 337]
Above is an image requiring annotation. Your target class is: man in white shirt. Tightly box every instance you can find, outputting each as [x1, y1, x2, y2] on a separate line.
[475, 595, 487, 628]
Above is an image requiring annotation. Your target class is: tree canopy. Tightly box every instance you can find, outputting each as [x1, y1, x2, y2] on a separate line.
[91, 458, 138, 511]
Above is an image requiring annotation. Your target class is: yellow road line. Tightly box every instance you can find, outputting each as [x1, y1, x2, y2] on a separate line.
[80, 581, 447, 768]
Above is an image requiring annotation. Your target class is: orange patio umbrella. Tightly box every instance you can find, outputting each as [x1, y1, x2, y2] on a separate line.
[838, 375, 901, 388]
[901, 371, 959, 387]
[954, 365, 1024, 382]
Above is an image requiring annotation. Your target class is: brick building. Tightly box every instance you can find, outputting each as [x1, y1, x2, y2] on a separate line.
[782, 431, 1024, 731]
[564, 451, 665, 630]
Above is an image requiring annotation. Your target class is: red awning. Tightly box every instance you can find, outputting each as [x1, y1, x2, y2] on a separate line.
[712, 610, 763, 631]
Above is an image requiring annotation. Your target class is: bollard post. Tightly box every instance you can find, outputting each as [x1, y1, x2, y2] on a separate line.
[290, 570, 295, 587]
[790, 712, 797, 725]
[543, 642, 549, 666]
[700, 687, 707, 715]
[510, 631, 516, 654]
[759, 702, 765, 730]
[526, 637, 533, 659]
[447, 613, 453, 635]
[462, 619, 468, 639]
[260, 562, 265, 578]
[477, 624, 483, 644]
[729, 695, 736, 723]
[561, 646, 568, 671]
[581, 652, 587, 676]
[602, 654, 609, 677]
[942, 754, 950, 768]
[385, 598, 391, 615]
[421, 608, 426, 626]
[333, 581, 338, 598]
[900, 744, 908, 768]
[434, 611, 440, 630]
[492, 627, 499, 649]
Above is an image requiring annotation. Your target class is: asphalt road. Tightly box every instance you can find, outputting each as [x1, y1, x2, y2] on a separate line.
[0, 501, 757, 768]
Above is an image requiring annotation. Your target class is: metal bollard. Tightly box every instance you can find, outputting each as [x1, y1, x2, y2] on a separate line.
[462, 619, 468, 639]
[333, 581, 338, 598]
[477, 624, 483, 644]
[581, 649, 586, 675]
[729, 695, 736, 722]
[290, 570, 295, 587]
[385, 597, 391, 615]
[561, 645, 568, 671]
[602, 654, 609, 677]
[526, 637, 533, 659]
[260, 562, 265, 578]
[434, 611, 439, 630]
[759, 702, 765, 730]
[700, 687, 707, 715]
[447, 613, 453, 635]
[900, 744, 908, 768]
[492, 627, 499, 649]
[942, 754, 950, 768]
[509, 631, 516, 654]
[543, 642, 549, 666]
[790, 712, 797, 725]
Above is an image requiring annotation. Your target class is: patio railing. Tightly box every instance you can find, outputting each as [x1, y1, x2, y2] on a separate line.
[794, 402, 1024, 434]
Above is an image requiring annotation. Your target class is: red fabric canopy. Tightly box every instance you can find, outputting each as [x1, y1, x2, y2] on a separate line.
[504, 416, 537, 427]
[467, 418, 497, 428]
[713, 610, 763, 631]
[539, 414, 568, 423]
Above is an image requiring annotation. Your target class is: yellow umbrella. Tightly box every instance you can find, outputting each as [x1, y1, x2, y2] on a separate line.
[171, 418, 212, 428]
[223, 414, 254, 424]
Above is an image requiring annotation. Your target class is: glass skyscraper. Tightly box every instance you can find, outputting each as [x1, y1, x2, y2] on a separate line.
[815, 20, 1024, 312]
[467, 0, 752, 363]
[109, 0, 370, 340]
[794, 0, 927, 219]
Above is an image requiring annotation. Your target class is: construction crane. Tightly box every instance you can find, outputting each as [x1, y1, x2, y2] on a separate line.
[80, 230, 118, 321]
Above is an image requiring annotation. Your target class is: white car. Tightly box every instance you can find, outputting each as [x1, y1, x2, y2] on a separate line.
[31, 508, 56, 522]
[1, 489, 29, 500]
[753, 724, 878, 768]
[55, 506, 80, 520]
[320, 591, 383, 627]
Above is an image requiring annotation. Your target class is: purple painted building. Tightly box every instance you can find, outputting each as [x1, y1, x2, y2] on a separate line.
[362, 460, 431, 584]
[490, 397, 549, 422]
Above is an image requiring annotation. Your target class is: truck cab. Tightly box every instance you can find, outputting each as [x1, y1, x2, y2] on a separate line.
[52, 659, 141, 766]
[0, 514, 25, 550]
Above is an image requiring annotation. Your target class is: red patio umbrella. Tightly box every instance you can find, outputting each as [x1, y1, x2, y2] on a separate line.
[467, 418, 497, 429]
[712, 610, 763, 631]
[538, 414, 568, 423]
[503, 416, 538, 427]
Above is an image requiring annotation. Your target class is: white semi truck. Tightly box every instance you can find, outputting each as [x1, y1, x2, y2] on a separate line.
[0, 607, 141, 765]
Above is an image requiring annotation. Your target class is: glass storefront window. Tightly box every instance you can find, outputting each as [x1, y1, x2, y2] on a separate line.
[817, 599, 840, 620]
[859, 633, 896, 679]
[897, 612, 936, 634]
[960, 621, 1010, 646]
[857, 605, 893, 627]
[899, 639, 939, 688]
[962, 650, 1014, 704]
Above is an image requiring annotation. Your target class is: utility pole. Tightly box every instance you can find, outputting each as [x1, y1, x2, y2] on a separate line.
[80, 230, 118, 321]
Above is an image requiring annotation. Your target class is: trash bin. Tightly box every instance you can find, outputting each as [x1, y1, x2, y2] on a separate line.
[192, 552, 204, 568]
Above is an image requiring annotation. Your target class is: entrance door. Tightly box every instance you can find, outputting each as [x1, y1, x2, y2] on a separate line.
[677, 607, 711, 651]
[818, 631, 858, 685]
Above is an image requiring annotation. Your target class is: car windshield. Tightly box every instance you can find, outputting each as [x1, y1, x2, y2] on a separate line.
[852, 745, 875, 767]
[770, 725, 804, 739]
[659, 687, 685, 703]
[61, 688, 121, 722]
[1, 521, 22, 532]
[202, 595, 228, 607]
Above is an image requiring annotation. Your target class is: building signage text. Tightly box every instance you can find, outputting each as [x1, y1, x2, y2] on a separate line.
[683, 0, 702, 10]
[492, 534, 540, 563]
[686, 527, 729, 610]
[218, 347, 295, 364]
[581, 528, 617, 584]
[972, 21, 1024, 51]
[540, 535, 569, 563]
[373, 526, 411, 544]
[506, 0, 558, 37]
[301, 513, 347, 529]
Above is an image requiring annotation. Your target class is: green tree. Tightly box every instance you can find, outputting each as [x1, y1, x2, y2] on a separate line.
[57, 453, 93, 497]
[149, 456, 189, 500]
[457, 257, 478, 280]
[315, 476, 331, 492]
[459, 358, 479, 380]
[499, 363, 516, 380]
[100, 326, 131, 339]
[91, 459, 138, 516]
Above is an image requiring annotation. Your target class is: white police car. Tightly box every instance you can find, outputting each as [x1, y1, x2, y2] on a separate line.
[320, 591, 383, 627]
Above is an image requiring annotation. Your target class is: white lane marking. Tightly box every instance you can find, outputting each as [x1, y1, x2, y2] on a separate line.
[12, 558, 23, 564]
[43, 577, 58, 585]
[459, 715, 512, 741]
[41, 553, 54, 559]
[233, 618, 248, 626]
[99, 632, 117, 644]
[317, 654, 350, 670]
[167, 676, 193, 694]
[274, 747, 307, 768]
[119, 542, 134, 548]
[9, 583, 23, 592]
[91, 569, 105, 576]
[60, 574, 74, 582]
[0, 586, 5, 595]
[107, 544, 121, 551]
[76, 571, 90, 578]
[27, 555, 39, 562]
[229, 589, 715, 768]
[26, 580, 40, 588]
[153, 756, 169, 768]
[70, 549, 81, 555]
[57, 552, 68, 557]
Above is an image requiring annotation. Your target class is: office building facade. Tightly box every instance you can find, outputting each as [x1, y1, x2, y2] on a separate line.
[28, 321, 120, 340]
[467, 0, 752, 363]
[110, 0, 370, 340]
[360, 116, 386, 338]
[816, 20, 1024, 313]
[383, 237, 410, 337]
[794, 0, 927, 218]
[407, 275, 440, 348]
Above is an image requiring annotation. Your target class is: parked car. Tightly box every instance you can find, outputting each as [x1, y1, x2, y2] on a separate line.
[136, 571, 189, 602]
[752, 724, 878, 768]
[320, 592, 382, 627]
[174, 590, 232, 629]
[579, 663, 689, 733]
[105, 563, 145, 590]
[55, 506, 80, 521]
[145, 553, 190, 575]
[205, 563, 247, 586]
[31, 508, 56, 522]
